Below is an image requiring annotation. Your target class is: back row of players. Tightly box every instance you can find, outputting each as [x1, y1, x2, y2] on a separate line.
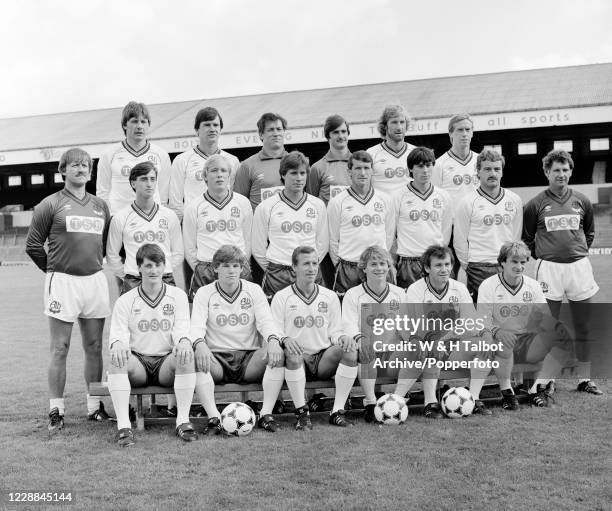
[26, 101, 601, 445]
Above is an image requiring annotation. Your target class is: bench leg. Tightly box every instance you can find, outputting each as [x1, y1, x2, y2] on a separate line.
[240, 391, 248, 403]
[136, 395, 145, 431]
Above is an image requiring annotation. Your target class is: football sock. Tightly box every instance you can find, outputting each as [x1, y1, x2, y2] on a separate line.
[422, 378, 438, 405]
[575, 361, 591, 381]
[469, 365, 490, 400]
[332, 363, 358, 413]
[394, 378, 417, 400]
[86, 394, 99, 415]
[260, 366, 285, 415]
[108, 373, 131, 430]
[501, 388, 515, 396]
[358, 363, 377, 405]
[284, 366, 306, 409]
[167, 394, 177, 409]
[498, 379, 512, 392]
[50, 398, 65, 416]
[174, 373, 197, 427]
[194, 372, 220, 419]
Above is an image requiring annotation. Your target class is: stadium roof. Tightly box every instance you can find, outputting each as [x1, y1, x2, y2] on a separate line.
[1, 63, 611, 158]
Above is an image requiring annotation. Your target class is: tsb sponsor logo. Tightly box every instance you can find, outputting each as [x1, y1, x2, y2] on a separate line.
[66, 216, 104, 234]
[137, 318, 172, 332]
[216, 313, 250, 326]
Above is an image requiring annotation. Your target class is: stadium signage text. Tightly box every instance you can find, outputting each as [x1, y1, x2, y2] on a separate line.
[2, 105, 610, 166]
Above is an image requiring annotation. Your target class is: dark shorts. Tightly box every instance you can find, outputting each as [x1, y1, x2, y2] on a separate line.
[512, 332, 538, 364]
[319, 253, 336, 290]
[190, 260, 252, 300]
[213, 350, 257, 383]
[131, 351, 170, 386]
[122, 273, 176, 295]
[333, 259, 361, 297]
[396, 256, 423, 289]
[466, 263, 499, 302]
[263, 262, 322, 300]
[303, 349, 327, 381]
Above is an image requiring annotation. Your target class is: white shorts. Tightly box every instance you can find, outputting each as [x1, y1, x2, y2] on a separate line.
[535, 258, 599, 302]
[44, 271, 110, 322]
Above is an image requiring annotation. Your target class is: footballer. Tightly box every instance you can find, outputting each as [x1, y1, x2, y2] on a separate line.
[327, 150, 394, 297]
[454, 149, 522, 301]
[190, 245, 286, 433]
[523, 149, 602, 395]
[406, 245, 495, 418]
[477, 241, 576, 408]
[391, 147, 452, 288]
[96, 101, 171, 215]
[342, 246, 414, 422]
[182, 154, 252, 299]
[366, 104, 416, 196]
[271, 246, 358, 428]
[26, 148, 113, 434]
[107, 244, 197, 446]
[252, 151, 328, 300]
[107, 161, 183, 294]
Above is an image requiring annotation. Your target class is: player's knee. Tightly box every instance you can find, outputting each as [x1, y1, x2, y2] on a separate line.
[50, 341, 70, 360]
[82, 338, 103, 356]
[176, 356, 195, 373]
[341, 349, 358, 366]
[495, 346, 512, 360]
[284, 354, 303, 370]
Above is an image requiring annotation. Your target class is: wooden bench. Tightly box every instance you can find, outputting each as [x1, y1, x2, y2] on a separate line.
[90, 363, 568, 430]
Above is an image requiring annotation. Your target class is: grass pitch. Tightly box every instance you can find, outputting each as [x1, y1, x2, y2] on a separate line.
[1, 262, 611, 511]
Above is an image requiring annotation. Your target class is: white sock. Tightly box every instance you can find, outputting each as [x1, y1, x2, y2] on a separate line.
[332, 364, 358, 413]
[195, 372, 220, 419]
[422, 378, 438, 405]
[167, 394, 177, 409]
[50, 398, 65, 416]
[86, 394, 99, 415]
[173, 373, 196, 427]
[394, 378, 417, 399]
[285, 366, 306, 409]
[260, 366, 285, 415]
[358, 364, 377, 405]
[469, 361, 492, 400]
[108, 373, 131, 430]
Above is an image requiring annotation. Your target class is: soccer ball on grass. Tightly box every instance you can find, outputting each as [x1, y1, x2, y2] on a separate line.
[374, 393, 409, 425]
[441, 387, 475, 418]
[220, 402, 256, 436]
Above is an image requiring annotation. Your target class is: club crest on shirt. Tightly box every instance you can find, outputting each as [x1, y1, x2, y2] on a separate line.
[449, 296, 459, 303]
[389, 299, 400, 311]
[306, 208, 316, 218]
[522, 291, 533, 303]
[240, 297, 252, 309]
[231, 207, 240, 218]
[163, 304, 174, 316]
[374, 202, 384, 212]
[317, 301, 328, 313]
[158, 218, 168, 229]
[505, 201, 514, 212]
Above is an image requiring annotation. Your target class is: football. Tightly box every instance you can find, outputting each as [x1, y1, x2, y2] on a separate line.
[220, 402, 256, 436]
[441, 387, 475, 418]
[373, 393, 409, 425]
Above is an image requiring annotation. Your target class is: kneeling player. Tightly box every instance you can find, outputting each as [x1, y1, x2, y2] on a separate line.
[406, 245, 495, 417]
[271, 246, 358, 429]
[478, 241, 575, 408]
[107, 244, 197, 446]
[190, 245, 286, 433]
[342, 246, 421, 422]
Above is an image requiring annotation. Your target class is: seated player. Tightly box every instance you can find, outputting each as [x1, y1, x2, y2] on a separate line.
[406, 245, 495, 417]
[252, 151, 328, 300]
[342, 246, 419, 422]
[478, 241, 576, 408]
[190, 245, 286, 433]
[107, 161, 183, 294]
[107, 244, 197, 446]
[271, 246, 358, 429]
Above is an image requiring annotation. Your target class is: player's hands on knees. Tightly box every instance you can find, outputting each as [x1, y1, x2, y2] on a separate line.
[283, 337, 303, 356]
[110, 341, 130, 369]
[173, 338, 194, 365]
[494, 329, 517, 349]
[266, 339, 284, 367]
[338, 334, 357, 352]
[194, 342, 214, 373]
